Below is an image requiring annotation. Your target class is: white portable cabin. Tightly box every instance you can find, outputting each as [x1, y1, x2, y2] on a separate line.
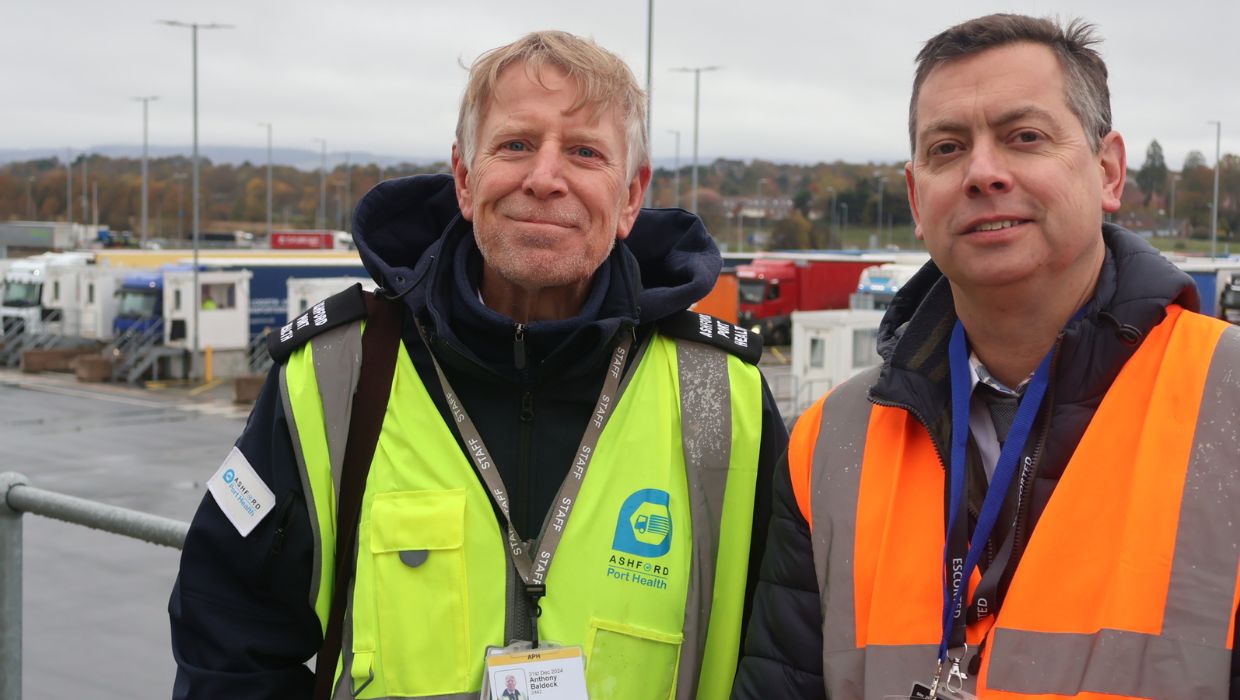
[77, 266, 139, 339]
[42, 261, 115, 336]
[163, 269, 253, 351]
[789, 309, 886, 415]
[286, 277, 375, 321]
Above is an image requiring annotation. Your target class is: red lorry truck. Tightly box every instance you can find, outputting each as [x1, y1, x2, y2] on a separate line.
[736, 257, 879, 345]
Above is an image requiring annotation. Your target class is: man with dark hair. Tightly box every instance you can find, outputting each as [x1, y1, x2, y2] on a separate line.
[734, 13, 1240, 699]
[170, 30, 785, 700]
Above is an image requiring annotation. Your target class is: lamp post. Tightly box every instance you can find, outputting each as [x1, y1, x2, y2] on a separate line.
[26, 176, 34, 220]
[667, 129, 681, 208]
[160, 19, 233, 381]
[840, 202, 849, 237]
[132, 96, 159, 247]
[313, 138, 327, 230]
[827, 186, 837, 231]
[671, 66, 720, 214]
[258, 122, 273, 240]
[1208, 120, 1221, 259]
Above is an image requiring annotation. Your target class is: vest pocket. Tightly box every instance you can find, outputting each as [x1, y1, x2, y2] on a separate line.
[585, 618, 683, 700]
[369, 489, 470, 695]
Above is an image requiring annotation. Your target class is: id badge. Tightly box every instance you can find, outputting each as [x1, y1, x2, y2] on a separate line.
[480, 643, 589, 700]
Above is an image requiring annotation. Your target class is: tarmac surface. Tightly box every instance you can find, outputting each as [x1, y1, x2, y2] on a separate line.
[0, 369, 248, 700]
[0, 346, 794, 699]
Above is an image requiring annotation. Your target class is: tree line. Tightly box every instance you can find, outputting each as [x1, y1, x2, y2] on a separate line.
[0, 145, 1234, 249]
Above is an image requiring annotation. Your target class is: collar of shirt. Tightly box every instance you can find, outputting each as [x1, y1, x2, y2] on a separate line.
[968, 351, 1029, 398]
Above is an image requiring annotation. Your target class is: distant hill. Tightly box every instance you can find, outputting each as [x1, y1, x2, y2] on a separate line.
[0, 146, 440, 171]
[0, 146, 708, 171]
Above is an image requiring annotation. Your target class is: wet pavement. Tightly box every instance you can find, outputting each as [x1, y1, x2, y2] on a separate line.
[0, 369, 247, 700]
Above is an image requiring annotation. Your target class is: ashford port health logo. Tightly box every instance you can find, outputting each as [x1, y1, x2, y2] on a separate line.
[612, 489, 673, 557]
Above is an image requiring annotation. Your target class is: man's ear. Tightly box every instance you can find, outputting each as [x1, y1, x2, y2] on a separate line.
[615, 164, 652, 241]
[1098, 131, 1126, 214]
[451, 143, 474, 221]
[905, 161, 925, 240]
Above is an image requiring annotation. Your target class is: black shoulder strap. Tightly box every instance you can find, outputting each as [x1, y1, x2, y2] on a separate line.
[658, 309, 764, 364]
[267, 283, 370, 364]
[312, 291, 402, 700]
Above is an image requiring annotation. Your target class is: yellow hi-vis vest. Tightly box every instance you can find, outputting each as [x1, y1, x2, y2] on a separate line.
[279, 324, 763, 699]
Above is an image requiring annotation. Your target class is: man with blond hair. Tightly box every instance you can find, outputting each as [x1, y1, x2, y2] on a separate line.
[171, 30, 785, 699]
[735, 13, 1240, 699]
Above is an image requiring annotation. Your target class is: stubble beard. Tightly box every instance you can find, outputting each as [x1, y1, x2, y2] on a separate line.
[475, 203, 615, 291]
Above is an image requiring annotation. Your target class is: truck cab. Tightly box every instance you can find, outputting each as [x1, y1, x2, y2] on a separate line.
[737, 259, 799, 344]
[1, 252, 94, 338]
[113, 271, 166, 337]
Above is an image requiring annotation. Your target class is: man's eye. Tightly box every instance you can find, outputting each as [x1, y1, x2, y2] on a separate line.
[931, 143, 959, 157]
[1014, 131, 1041, 144]
[503, 142, 527, 152]
[575, 147, 598, 158]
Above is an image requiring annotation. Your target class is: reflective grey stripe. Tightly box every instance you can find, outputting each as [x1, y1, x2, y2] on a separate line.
[823, 644, 942, 700]
[811, 367, 879, 671]
[1166, 324, 1240, 645]
[280, 363, 324, 612]
[673, 339, 733, 700]
[310, 323, 365, 494]
[280, 321, 365, 615]
[332, 566, 358, 700]
[988, 628, 1231, 698]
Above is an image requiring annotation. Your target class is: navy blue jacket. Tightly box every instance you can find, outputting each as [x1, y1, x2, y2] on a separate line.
[169, 174, 787, 698]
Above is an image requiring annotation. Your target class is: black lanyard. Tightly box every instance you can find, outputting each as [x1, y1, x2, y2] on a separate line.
[415, 319, 635, 641]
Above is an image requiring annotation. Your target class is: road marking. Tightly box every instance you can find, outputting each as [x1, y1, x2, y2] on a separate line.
[2, 381, 166, 408]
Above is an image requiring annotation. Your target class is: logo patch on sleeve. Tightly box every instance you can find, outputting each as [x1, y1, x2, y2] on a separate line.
[207, 447, 277, 537]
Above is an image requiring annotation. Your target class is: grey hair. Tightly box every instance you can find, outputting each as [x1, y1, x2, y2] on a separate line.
[455, 30, 649, 181]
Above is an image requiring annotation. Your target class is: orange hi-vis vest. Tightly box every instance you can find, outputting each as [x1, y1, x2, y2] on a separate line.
[789, 306, 1240, 699]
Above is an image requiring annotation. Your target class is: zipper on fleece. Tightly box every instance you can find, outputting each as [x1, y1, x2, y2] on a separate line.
[513, 323, 527, 370]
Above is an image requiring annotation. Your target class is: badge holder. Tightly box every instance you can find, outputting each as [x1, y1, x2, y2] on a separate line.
[480, 643, 589, 699]
[479, 585, 590, 699]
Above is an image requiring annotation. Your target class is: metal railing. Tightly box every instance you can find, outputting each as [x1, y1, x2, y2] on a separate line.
[0, 309, 69, 368]
[0, 472, 189, 700]
[108, 319, 170, 384]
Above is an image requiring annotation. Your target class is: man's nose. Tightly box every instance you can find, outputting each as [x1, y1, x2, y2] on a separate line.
[523, 145, 568, 199]
[962, 141, 1013, 197]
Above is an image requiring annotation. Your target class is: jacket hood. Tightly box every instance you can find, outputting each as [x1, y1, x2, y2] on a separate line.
[351, 174, 721, 381]
[871, 223, 1199, 425]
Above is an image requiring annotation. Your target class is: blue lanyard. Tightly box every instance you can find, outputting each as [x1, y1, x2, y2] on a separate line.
[937, 320, 1053, 663]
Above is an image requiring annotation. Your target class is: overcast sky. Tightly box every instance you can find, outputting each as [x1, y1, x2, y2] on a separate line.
[5, 0, 1238, 171]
